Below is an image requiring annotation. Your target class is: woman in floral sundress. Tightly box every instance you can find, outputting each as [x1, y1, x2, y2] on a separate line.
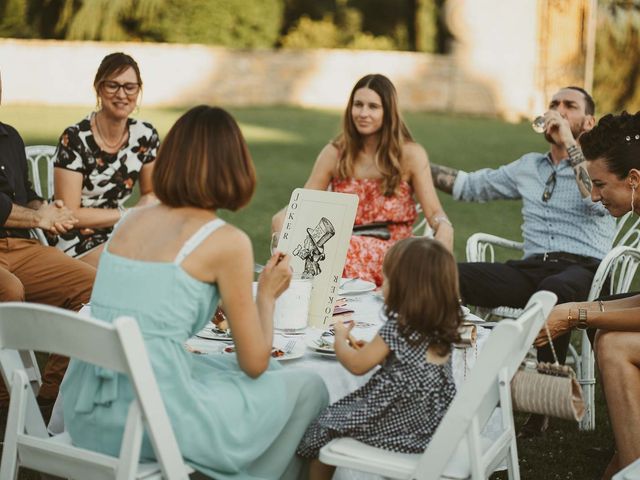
[273, 74, 453, 286]
[53, 52, 159, 267]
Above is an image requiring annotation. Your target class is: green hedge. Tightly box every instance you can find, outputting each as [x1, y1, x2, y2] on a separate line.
[159, 0, 284, 48]
[0, 0, 449, 53]
[593, 7, 640, 113]
[0, 0, 32, 38]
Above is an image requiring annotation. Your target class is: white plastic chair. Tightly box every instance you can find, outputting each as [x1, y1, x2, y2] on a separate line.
[24, 145, 57, 246]
[464, 212, 640, 430]
[319, 290, 557, 480]
[0, 302, 192, 480]
[614, 458, 640, 480]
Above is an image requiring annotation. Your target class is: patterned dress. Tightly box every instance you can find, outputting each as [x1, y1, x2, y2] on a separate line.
[297, 315, 456, 457]
[52, 115, 159, 258]
[331, 178, 417, 286]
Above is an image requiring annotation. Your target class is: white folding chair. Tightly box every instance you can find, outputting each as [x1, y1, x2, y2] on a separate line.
[0, 302, 192, 480]
[24, 145, 57, 246]
[614, 458, 640, 480]
[319, 290, 557, 480]
[575, 245, 640, 429]
[465, 212, 640, 430]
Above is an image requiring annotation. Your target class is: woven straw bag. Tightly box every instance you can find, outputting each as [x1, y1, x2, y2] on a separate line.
[510, 321, 585, 421]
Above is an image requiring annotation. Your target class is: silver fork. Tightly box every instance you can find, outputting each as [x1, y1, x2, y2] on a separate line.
[284, 340, 296, 353]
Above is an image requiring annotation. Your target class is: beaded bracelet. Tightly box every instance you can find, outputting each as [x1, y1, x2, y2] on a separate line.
[432, 215, 453, 228]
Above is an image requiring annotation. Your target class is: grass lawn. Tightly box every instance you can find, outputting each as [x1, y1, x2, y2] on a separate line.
[2, 105, 611, 479]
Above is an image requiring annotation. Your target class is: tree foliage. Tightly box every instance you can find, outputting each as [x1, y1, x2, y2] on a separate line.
[593, 1, 640, 113]
[159, 0, 283, 48]
[0, 0, 448, 53]
[55, 0, 164, 41]
[0, 0, 33, 38]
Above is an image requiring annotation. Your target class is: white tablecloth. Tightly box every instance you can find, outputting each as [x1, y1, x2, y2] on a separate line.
[186, 293, 490, 400]
[186, 292, 502, 480]
[53, 296, 501, 480]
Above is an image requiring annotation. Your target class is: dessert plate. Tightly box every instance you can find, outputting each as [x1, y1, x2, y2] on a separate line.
[306, 336, 336, 356]
[338, 278, 376, 295]
[196, 326, 232, 341]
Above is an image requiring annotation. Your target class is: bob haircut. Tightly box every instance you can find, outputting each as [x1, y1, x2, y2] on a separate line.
[383, 237, 462, 355]
[153, 105, 256, 211]
[580, 111, 640, 179]
[334, 73, 413, 196]
[93, 52, 142, 97]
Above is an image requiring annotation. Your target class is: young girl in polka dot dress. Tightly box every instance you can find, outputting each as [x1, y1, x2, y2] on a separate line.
[297, 237, 464, 479]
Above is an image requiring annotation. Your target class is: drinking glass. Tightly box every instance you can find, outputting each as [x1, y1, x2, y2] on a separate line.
[531, 115, 546, 134]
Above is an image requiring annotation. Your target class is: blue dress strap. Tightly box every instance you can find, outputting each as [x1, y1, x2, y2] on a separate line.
[173, 218, 226, 265]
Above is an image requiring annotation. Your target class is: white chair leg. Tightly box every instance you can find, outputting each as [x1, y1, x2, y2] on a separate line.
[579, 331, 596, 431]
[116, 402, 144, 480]
[18, 350, 41, 396]
[0, 372, 29, 480]
[467, 418, 484, 479]
[498, 369, 520, 480]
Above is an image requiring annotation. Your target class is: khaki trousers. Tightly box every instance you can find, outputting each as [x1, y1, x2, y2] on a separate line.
[0, 237, 96, 405]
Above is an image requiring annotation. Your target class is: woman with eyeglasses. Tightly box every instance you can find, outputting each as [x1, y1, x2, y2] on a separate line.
[52, 52, 160, 267]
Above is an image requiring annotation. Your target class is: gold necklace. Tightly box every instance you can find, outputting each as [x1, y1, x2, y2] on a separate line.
[94, 112, 128, 150]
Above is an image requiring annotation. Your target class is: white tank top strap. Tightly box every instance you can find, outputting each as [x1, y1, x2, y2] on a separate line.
[173, 218, 226, 265]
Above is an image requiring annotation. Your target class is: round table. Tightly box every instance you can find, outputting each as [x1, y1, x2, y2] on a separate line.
[51, 295, 502, 480]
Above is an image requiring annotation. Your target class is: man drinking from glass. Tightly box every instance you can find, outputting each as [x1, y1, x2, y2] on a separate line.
[430, 87, 615, 436]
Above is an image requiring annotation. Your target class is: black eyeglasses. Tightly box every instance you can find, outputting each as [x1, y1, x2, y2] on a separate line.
[101, 81, 140, 96]
[542, 170, 557, 202]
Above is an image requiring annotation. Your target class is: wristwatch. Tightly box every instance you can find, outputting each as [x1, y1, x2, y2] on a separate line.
[576, 308, 588, 330]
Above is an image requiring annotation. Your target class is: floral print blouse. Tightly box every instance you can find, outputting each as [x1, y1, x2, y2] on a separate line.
[51, 114, 159, 257]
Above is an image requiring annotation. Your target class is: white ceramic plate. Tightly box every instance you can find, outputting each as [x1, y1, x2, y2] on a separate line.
[338, 278, 376, 295]
[305, 336, 335, 354]
[195, 326, 233, 341]
[308, 349, 337, 358]
[221, 345, 304, 361]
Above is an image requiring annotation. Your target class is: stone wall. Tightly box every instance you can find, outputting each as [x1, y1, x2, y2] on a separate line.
[0, 0, 591, 120]
[0, 38, 503, 116]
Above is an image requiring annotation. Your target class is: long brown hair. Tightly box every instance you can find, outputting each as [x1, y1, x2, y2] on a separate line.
[153, 105, 256, 211]
[333, 74, 413, 196]
[383, 237, 462, 355]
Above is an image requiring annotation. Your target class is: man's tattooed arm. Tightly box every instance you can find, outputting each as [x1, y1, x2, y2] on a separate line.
[567, 144, 592, 198]
[430, 163, 459, 195]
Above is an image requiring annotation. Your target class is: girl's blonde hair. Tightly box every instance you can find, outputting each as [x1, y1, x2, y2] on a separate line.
[383, 237, 462, 355]
[333, 74, 413, 196]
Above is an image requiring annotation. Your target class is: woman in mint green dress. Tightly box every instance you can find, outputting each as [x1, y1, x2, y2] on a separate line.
[61, 106, 329, 479]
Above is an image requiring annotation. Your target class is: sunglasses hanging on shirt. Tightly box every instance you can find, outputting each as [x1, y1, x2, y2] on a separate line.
[542, 170, 557, 202]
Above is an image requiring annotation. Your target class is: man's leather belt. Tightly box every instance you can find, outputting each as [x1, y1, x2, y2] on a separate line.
[530, 252, 598, 264]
